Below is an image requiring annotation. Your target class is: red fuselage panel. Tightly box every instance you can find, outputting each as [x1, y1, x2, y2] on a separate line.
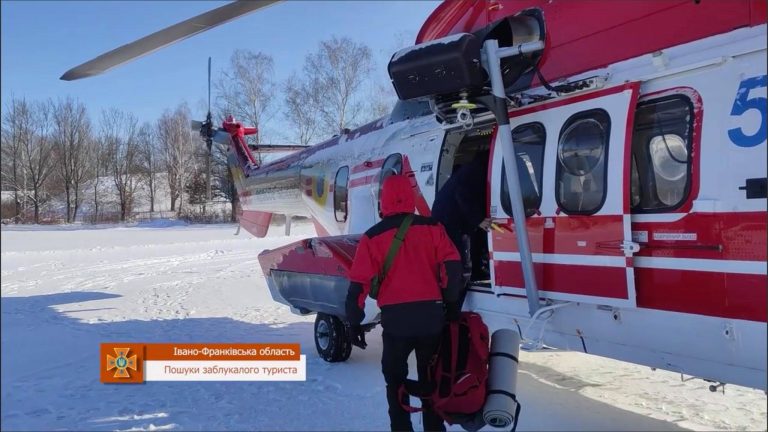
[417, 0, 766, 83]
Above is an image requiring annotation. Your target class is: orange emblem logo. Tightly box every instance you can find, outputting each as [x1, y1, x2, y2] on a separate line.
[100, 343, 144, 383]
[106, 347, 137, 378]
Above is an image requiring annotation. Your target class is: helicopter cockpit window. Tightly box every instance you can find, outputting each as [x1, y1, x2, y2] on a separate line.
[377, 153, 403, 214]
[501, 122, 546, 217]
[630, 96, 693, 211]
[556, 109, 611, 215]
[334, 166, 349, 222]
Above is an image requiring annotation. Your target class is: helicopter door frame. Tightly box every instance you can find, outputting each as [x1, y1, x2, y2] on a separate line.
[489, 82, 641, 307]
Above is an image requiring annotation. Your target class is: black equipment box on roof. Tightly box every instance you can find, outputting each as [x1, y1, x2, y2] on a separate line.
[388, 33, 484, 101]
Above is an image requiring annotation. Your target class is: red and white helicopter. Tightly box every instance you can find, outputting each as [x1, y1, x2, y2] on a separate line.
[63, 0, 767, 392]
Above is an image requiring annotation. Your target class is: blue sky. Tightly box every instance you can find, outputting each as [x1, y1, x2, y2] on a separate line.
[1, 1, 439, 135]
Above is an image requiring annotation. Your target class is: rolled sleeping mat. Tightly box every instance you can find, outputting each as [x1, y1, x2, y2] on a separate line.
[483, 329, 521, 430]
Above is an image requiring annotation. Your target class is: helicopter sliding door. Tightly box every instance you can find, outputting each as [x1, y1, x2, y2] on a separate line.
[489, 82, 640, 307]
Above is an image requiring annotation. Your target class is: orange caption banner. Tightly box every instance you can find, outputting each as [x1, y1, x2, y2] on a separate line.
[145, 343, 301, 361]
[100, 343, 301, 384]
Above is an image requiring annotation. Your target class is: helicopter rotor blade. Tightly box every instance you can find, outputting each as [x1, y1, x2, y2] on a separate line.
[207, 56, 212, 116]
[60, 0, 279, 81]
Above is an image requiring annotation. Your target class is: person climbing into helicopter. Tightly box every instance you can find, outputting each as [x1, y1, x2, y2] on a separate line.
[222, 114, 259, 167]
[345, 174, 465, 432]
[431, 151, 492, 286]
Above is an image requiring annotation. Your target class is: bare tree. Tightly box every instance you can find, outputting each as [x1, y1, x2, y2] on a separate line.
[208, 137, 238, 222]
[101, 108, 141, 221]
[137, 122, 160, 212]
[368, 30, 414, 120]
[368, 82, 397, 120]
[303, 36, 373, 135]
[52, 97, 92, 222]
[157, 103, 194, 212]
[215, 50, 276, 144]
[1, 97, 30, 222]
[185, 161, 208, 205]
[283, 73, 322, 145]
[88, 135, 110, 223]
[18, 100, 56, 223]
[0, 133, 19, 221]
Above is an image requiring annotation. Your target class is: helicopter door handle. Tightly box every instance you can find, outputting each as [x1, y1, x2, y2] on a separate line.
[596, 240, 641, 254]
[620, 241, 641, 254]
[738, 177, 767, 199]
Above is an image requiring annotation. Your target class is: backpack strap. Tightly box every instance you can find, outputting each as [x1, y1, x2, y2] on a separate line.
[448, 322, 460, 402]
[369, 214, 414, 299]
[468, 315, 490, 358]
[398, 383, 424, 413]
[486, 390, 522, 432]
[448, 322, 460, 388]
[431, 320, 460, 414]
[511, 399, 522, 432]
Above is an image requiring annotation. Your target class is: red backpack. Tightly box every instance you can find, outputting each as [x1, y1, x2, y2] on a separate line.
[400, 312, 490, 427]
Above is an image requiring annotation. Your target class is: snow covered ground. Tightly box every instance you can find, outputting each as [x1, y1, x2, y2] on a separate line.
[1, 222, 765, 431]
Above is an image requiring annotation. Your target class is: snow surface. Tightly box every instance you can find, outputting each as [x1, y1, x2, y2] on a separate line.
[2, 222, 766, 431]
[391, 32, 467, 63]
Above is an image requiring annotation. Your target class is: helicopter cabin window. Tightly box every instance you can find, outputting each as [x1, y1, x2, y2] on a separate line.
[630, 96, 693, 211]
[377, 153, 403, 214]
[556, 109, 611, 215]
[501, 122, 546, 217]
[334, 166, 349, 222]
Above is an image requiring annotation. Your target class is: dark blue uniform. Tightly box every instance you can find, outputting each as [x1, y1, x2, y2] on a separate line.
[431, 156, 488, 261]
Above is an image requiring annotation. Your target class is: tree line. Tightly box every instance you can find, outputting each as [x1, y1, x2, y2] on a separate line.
[1, 36, 399, 224]
[1, 98, 196, 224]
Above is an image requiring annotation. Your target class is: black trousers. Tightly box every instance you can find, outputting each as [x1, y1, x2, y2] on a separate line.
[381, 332, 445, 432]
[445, 228, 470, 272]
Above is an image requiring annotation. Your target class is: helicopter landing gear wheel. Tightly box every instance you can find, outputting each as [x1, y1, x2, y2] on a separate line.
[314, 313, 351, 362]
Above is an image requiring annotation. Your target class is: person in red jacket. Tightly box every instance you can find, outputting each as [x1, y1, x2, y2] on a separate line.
[345, 174, 464, 432]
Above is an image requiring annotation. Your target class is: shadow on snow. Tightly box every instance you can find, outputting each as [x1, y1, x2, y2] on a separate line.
[1, 292, 687, 431]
